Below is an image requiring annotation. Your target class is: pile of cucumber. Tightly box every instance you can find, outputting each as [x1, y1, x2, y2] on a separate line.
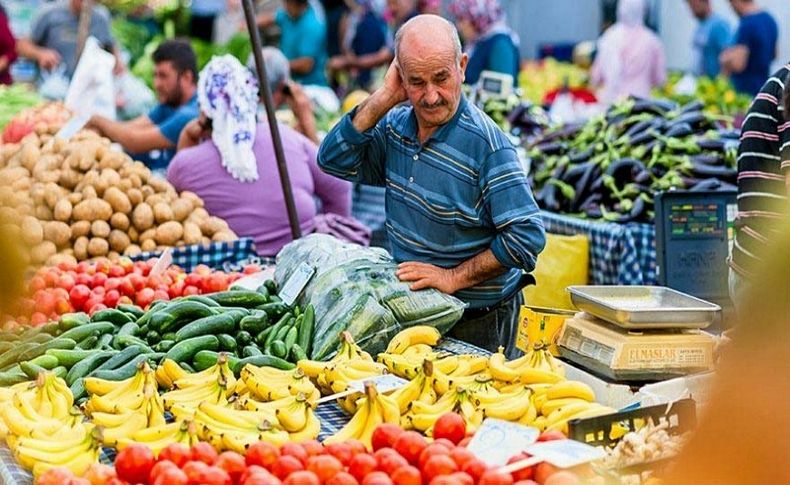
[0, 280, 316, 399]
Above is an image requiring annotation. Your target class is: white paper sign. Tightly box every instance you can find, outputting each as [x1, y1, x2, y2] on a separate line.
[467, 419, 540, 466]
[278, 262, 315, 306]
[149, 248, 173, 277]
[524, 439, 606, 468]
[347, 374, 408, 393]
[55, 114, 90, 140]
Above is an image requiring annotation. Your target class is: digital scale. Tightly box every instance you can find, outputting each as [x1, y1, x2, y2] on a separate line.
[469, 70, 514, 106]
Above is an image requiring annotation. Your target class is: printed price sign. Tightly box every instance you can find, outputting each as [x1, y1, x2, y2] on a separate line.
[467, 419, 540, 466]
[55, 114, 90, 140]
[278, 262, 315, 306]
[524, 439, 606, 468]
[347, 374, 408, 393]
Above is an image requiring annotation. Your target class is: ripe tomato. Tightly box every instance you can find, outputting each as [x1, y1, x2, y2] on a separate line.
[82, 463, 116, 485]
[246, 441, 281, 469]
[376, 452, 408, 476]
[348, 453, 377, 481]
[76, 261, 90, 274]
[300, 440, 324, 457]
[128, 273, 146, 291]
[109, 265, 125, 278]
[184, 273, 202, 288]
[421, 455, 458, 483]
[168, 280, 185, 299]
[371, 423, 403, 451]
[57, 274, 75, 291]
[537, 431, 566, 442]
[191, 442, 218, 465]
[87, 303, 108, 315]
[158, 443, 191, 467]
[75, 273, 92, 287]
[361, 471, 393, 485]
[392, 431, 427, 466]
[149, 460, 178, 483]
[449, 447, 475, 469]
[206, 273, 229, 293]
[478, 470, 515, 485]
[306, 454, 343, 482]
[118, 258, 134, 274]
[104, 277, 121, 292]
[325, 443, 354, 466]
[390, 465, 421, 485]
[281, 442, 309, 465]
[433, 413, 466, 445]
[430, 439, 454, 450]
[35, 468, 75, 485]
[95, 259, 111, 274]
[272, 455, 304, 480]
[201, 466, 232, 485]
[135, 287, 155, 309]
[461, 458, 487, 482]
[326, 471, 359, 485]
[448, 472, 475, 485]
[43, 270, 59, 288]
[215, 451, 247, 483]
[28, 276, 46, 292]
[91, 272, 108, 288]
[506, 453, 534, 481]
[418, 444, 451, 470]
[534, 463, 559, 484]
[243, 264, 261, 274]
[239, 465, 276, 484]
[152, 466, 188, 485]
[345, 440, 368, 457]
[118, 278, 135, 297]
[182, 285, 200, 296]
[114, 444, 155, 484]
[30, 312, 48, 326]
[104, 290, 120, 308]
[152, 289, 170, 302]
[182, 461, 211, 484]
[283, 471, 321, 485]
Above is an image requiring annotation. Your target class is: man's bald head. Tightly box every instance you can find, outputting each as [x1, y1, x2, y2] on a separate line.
[394, 15, 463, 67]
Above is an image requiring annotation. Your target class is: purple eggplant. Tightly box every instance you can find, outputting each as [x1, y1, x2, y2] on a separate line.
[690, 178, 737, 192]
[630, 98, 677, 116]
[689, 163, 737, 182]
[679, 100, 705, 114]
[570, 164, 602, 212]
[689, 153, 724, 166]
[605, 158, 647, 185]
[694, 138, 727, 151]
[663, 122, 693, 138]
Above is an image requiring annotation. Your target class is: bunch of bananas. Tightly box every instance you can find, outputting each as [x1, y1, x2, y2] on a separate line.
[488, 345, 565, 386]
[116, 419, 201, 456]
[161, 355, 236, 412]
[84, 363, 166, 446]
[389, 360, 438, 415]
[240, 366, 320, 402]
[298, 331, 375, 386]
[530, 380, 615, 434]
[154, 358, 190, 390]
[385, 326, 442, 355]
[191, 401, 290, 453]
[407, 384, 483, 434]
[324, 382, 400, 449]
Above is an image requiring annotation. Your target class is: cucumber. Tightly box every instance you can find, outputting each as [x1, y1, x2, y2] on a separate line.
[273, 319, 293, 341]
[179, 362, 196, 373]
[254, 284, 270, 299]
[77, 336, 99, 350]
[217, 334, 237, 353]
[154, 340, 175, 353]
[254, 327, 272, 347]
[161, 332, 176, 341]
[293, 306, 302, 318]
[156, 301, 218, 333]
[58, 312, 90, 332]
[268, 295, 282, 303]
[0, 342, 13, 353]
[45, 348, 97, 368]
[51, 366, 67, 379]
[91, 346, 144, 374]
[256, 302, 290, 320]
[69, 378, 87, 401]
[207, 290, 268, 308]
[135, 300, 168, 327]
[113, 334, 155, 353]
[116, 321, 139, 338]
[214, 307, 249, 315]
[91, 309, 133, 326]
[263, 279, 278, 295]
[242, 346, 263, 358]
[192, 351, 239, 372]
[239, 311, 269, 335]
[0, 343, 37, 369]
[97, 333, 114, 349]
[174, 314, 235, 342]
[20, 361, 48, 379]
[41, 323, 60, 335]
[231, 355, 294, 374]
[0, 366, 28, 386]
[66, 350, 117, 385]
[117, 304, 145, 319]
[270, 340, 287, 359]
[283, 326, 298, 350]
[264, 315, 293, 352]
[236, 331, 253, 347]
[145, 330, 160, 343]
[58, 322, 115, 342]
[27, 354, 60, 369]
[28, 333, 54, 344]
[90, 353, 162, 380]
[165, 335, 219, 364]
[297, 305, 315, 356]
[181, 295, 221, 307]
[290, 344, 308, 362]
[18, 338, 77, 362]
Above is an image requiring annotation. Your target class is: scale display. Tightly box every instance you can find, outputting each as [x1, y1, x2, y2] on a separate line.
[668, 203, 725, 238]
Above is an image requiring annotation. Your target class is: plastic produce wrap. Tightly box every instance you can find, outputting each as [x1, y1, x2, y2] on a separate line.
[275, 235, 466, 360]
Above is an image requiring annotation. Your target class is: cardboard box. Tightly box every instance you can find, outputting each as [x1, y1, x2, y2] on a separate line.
[516, 306, 576, 355]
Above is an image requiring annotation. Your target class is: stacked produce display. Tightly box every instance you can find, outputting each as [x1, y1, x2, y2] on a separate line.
[528, 96, 739, 222]
[0, 86, 42, 135]
[518, 58, 590, 105]
[1, 103, 71, 144]
[655, 73, 752, 116]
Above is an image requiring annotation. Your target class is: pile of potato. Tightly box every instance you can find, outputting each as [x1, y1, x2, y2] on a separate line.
[0, 129, 237, 266]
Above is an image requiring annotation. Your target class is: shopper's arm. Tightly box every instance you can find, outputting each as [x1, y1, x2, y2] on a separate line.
[16, 38, 60, 70]
[255, 12, 275, 28]
[88, 116, 172, 153]
[289, 57, 315, 76]
[396, 249, 507, 294]
[348, 47, 393, 71]
[720, 45, 749, 74]
[286, 82, 319, 144]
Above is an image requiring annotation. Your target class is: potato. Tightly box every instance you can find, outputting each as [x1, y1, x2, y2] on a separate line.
[100, 168, 121, 189]
[72, 199, 112, 222]
[188, 207, 210, 222]
[128, 226, 139, 243]
[71, 220, 91, 239]
[104, 187, 132, 214]
[153, 202, 174, 224]
[119, 179, 132, 192]
[126, 188, 143, 206]
[139, 228, 156, 242]
[20, 141, 41, 172]
[108, 229, 131, 253]
[82, 185, 98, 200]
[148, 177, 170, 193]
[123, 244, 142, 256]
[171, 199, 193, 222]
[67, 192, 83, 205]
[21, 216, 43, 246]
[180, 191, 204, 208]
[132, 203, 154, 231]
[140, 185, 154, 199]
[212, 230, 237, 242]
[87, 237, 109, 257]
[155, 221, 183, 246]
[34, 205, 53, 221]
[99, 151, 126, 171]
[11, 177, 31, 192]
[200, 236, 211, 246]
[46, 253, 77, 268]
[140, 239, 156, 252]
[129, 174, 142, 189]
[199, 217, 228, 237]
[90, 220, 111, 238]
[53, 199, 72, 222]
[43, 221, 71, 247]
[30, 241, 57, 264]
[110, 212, 130, 231]
[0, 206, 17, 224]
[58, 169, 81, 190]
[44, 188, 59, 210]
[182, 222, 202, 245]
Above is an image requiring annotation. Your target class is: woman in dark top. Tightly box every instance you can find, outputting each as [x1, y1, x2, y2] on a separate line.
[0, 4, 17, 84]
[448, 0, 519, 86]
[328, 0, 389, 90]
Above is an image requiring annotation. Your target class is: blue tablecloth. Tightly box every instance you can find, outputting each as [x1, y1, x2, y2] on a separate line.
[128, 238, 260, 273]
[540, 211, 657, 286]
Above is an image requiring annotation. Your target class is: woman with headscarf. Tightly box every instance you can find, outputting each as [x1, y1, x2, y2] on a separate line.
[448, 0, 520, 86]
[328, 0, 390, 90]
[590, 0, 666, 104]
[168, 55, 365, 258]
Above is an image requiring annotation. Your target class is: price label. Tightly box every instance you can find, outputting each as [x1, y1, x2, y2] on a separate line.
[149, 248, 173, 277]
[467, 419, 540, 466]
[278, 262, 315, 306]
[347, 374, 408, 393]
[55, 114, 90, 140]
[524, 439, 606, 468]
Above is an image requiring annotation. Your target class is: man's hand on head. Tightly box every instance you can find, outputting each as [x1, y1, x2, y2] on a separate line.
[380, 59, 408, 108]
[396, 261, 460, 294]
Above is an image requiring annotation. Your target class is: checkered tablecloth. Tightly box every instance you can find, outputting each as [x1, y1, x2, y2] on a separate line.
[0, 339, 486, 485]
[128, 238, 260, 273]
[540, 211, 657, 286]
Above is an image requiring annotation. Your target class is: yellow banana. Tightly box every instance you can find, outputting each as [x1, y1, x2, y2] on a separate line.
[385, 326, 441, 354]
[519, 367, 564, 385]
[324, 395, 370, 445]
[288, 411, 321, 442]
[488, 347, 520, 382]
[546, 405, 616, 434]
[297, 359, 331, 378]
[162, 358, 189, 383]
[276, 401, 309, 432]
[545, 381, 595, 402]
[540, 398, 591, 416]
[389, 374, 424, 414]
[544, 402, 597, 428]
[480, 387, 533, 421]
[31, 445, 99, 478]
[97, 412, 148, 446]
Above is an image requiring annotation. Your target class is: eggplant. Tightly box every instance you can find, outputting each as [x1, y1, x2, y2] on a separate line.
[634, 169, 651, 184]
[570, 164, 602, 213]
[664, 122, 693, 138]
[540, 183, 561, 212]
[534, 141, 567, 156]
[605, 158, 647, 185]
[562, 161, 596, 183]
[630, 98, 677, 116]
[694, 138, 727, 152]
[690, 178, 737, 192]
[689, 153, 724, 166]
[668, 111, 706, 130]
[623, 118, 655, 139]
[678, 99, 705, 114]
[568, 146, 594, 163]
[690, 163, 738, 182]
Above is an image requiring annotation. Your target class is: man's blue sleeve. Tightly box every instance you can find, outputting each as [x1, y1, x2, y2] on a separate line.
[147, 104, 165, 124]
[317, 108, 388, 187]
[156, 108, 196, 145]
[711, 19, 732, 50]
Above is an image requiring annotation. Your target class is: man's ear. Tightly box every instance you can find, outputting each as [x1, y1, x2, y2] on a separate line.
[460, 53, 469, 82]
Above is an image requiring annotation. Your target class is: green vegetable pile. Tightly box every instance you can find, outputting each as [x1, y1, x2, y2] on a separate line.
[655, 72, 752, 116]
[0, 85, 41, 131]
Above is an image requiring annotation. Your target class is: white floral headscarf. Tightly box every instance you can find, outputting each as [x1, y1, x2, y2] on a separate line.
[198, 55, 259, 182]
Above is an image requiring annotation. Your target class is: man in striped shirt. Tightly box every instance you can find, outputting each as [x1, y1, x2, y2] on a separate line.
[318, 15, 545, 356]
[729, 63, 790, 314]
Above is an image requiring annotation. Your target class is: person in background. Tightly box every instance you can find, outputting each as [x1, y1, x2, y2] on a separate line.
[0, 3, 17, 85]
[590, 0, 666, 104]
[417, 0, 440, 15]
[190, 0, 226, 42]
[318, 15, 546, 356]
[720, 0, 778, 96]
[321, 0, 348, 59]
[86, 39, 199, 172]
[448, 0, 519, 86]
[16, 0, 124, 78]
[385, 0, 418, 33]
[686, 0, 731, 78]
[256, 0, 328, 86]
[328, 0, 390, 91]
[248, 47, 319, 144]
[170, 55, 358, 258]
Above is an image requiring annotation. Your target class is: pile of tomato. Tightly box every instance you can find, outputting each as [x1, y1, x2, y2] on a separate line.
[36, 414, 588, 485]
[7, 258, 262, 328]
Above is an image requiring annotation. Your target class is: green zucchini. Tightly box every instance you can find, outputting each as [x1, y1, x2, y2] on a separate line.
[207, 290, 268, 308]
[51, 366, 68, 379]
[0, 343, 37, 369]
[270, 340, 287, 359]
[0, 365, 29, 386]
[254, 327, 272, 347]
[76, 336, 99, 350]
[20, 361, 48, 379]
[179, 362, 196, 373]
[116, 321, 139, 338]
[117, 304, 145, 319]
[242, 346, 263, 358]
[97, 333, 114, 349]
[263, 314, 293, 352]
[236, 330, 253, 347]
[256, 302, 289, 320]
[181, 295, 221, 307]
[216, 334, 237, 353]
[290, 344, 308, 362]
[297, 304, 315, 356]
[283, 326, 298, 349]
[58, 312, 89, 332]
[18, 338, 77, 362]
[156, 301, 217, 333]
[231, 355, 294, 374]
[174, 314, 235, 342]
[91, 309, 133, 326]
[45, 348, 97, 368]
[58, 322, 115, 342]
[192, 351, 239, 372]
[90, 346, 144, 374]
[27, 354, 60, 369]
[66, 350, 118, 385]
[239, 311, 269, 335]
[165, 335, 219, 363]
[113, 334, 155, 353]
[153, 340, 175, 353]
[89, 353, 159, 381]
[263, 280, 278, 295]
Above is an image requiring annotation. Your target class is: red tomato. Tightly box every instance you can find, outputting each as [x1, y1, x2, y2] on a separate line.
[542, 471, 580, 485]
[92, 272, 108, 288]
[371, 423, 403, 451]
[152, 289, 170, 302]
[149, 460, 178, 483]
[272, 455, 304, 480]
[421, 455, 458, 483]
[168, 280, 185, 299]
[43, 270, 59, 288]
[348, 453, 377, 481]
[88, 303, 108, 315]
[30, 312, 48, 326]
[537, 431, 566, 442]
[36, 292, 56, 315]
[239, 466, 277, 484]
[506, 453, 534, 481]
[478, 470, 515, 485]
[392, 431, 427, 466]
[182, 285, 200, 296]
[104, 278, 122, 292]
[29, 276, 46, 292]
[109, 265, 125, 278]
[376, 452, 408, 476]
[326, 471, 359, 485]
[325, 443, 354, 466]
[201, 466, 232, 485]
[69, 285, 91, 309]
[118, 258, 134, 274]
[82, 463, 117, 485]
[104, 290, 120, 308]
[246, 441, 281, 469]
[115, 444, 155, 484]
[449, 447, 475, 469]
[191, 442, 218, 465]
[461, 459, 487, 482]
[54, 298, 73, 315]
[146, 274, 164, 289]
[118, 278, 135, 297]
[182, 461, 211, 484]
[206, 273, 229, 293]
[92, 286, 106, 296]
[128, 273, 146, 291]
[457, 437, 472, 448]
[158, 443, 191, 467]
[76, 262, 90, 274]
[447, 472, 474, 485]
[57, 260, 77, 272]
[195, 264, 211, 276]
[152, 466, 188, 485]
[135, 287, 155, 309]
[390, 465, 421, 485]
[513, 481, 539, 485]
[418, 444, 451, 470]
[430, 439, 454, 450]
[67, 479, 90, 485]
[283, 471, 320, 485]
[361, 472, 393, 485]
[95, 259, 111, 274]
[243, 264, 261, 275]
[534, 463, 559, 484]
[433, 413, 466, 445]
[215, 451, 247, 483]
[32, 467, 74, 485]
[184, 273, 202, 288]
[57, 274, 75, 290]
[75, 273, 92, 287]
[300, 440, 324, 457]
[306, 454, 343, 482]
[346, 440, 368, 457]
[281, 442, 309, 465]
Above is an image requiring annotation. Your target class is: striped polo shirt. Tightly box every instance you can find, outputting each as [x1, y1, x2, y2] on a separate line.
[317, 96, 546, 308]
[730, 64, 790, 277]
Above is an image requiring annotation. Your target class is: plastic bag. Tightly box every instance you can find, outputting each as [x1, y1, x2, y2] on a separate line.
[64, 37, 117, 120]
[275, 234, 466, 359]
[115, 72, 156, 120]
[522, 233, 589, 310]
[38, 65, 70, 101]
